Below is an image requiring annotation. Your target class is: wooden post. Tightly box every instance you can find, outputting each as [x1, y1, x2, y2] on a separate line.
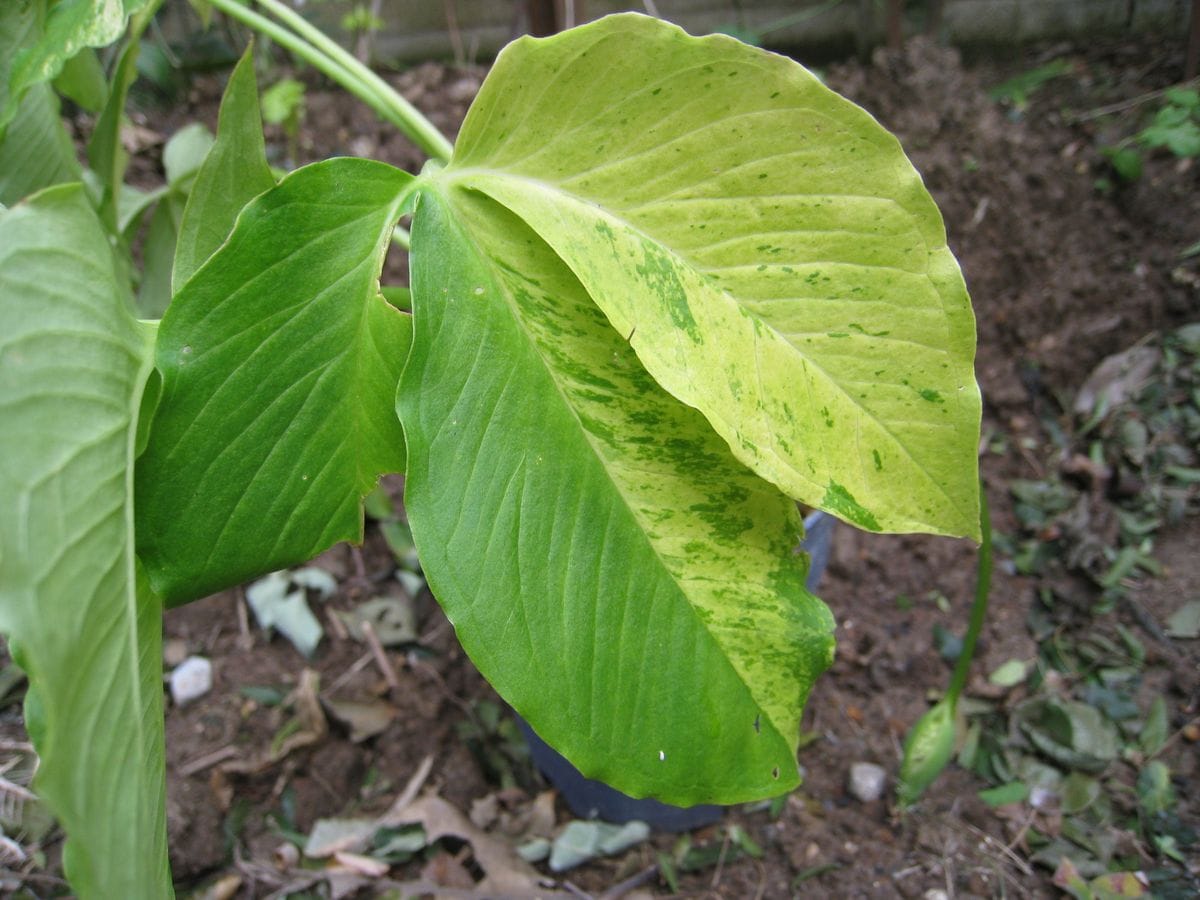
[886, 0, 905, 49]
[1187, 0, 1200, 81]
[527, 0, 557, 36]
[856, 0, 873, 61]
[924, 0, 944, 39]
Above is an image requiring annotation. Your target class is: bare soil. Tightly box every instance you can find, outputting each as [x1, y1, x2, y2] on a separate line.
[6, 28, 1200, 900]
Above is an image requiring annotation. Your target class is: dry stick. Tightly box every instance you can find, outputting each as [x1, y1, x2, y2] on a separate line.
[597, 864, 659, 900]
[361, 620, 401, 694]
[1071, 77, 1200, 122]
[959, 818, 1035, 877]
[178, 745, 240, 778]
[1150, 715, 1200, 760]
[325, 650, 374, 695]
[710, 828, 732, 890]
[384, 753, 435, 817]
[235, 588, 253, 651]
[325, 604, 349, 642]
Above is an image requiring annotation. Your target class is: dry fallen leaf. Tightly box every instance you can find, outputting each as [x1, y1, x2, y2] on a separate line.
[387, 795, 545, 896]
[321, 695, 398, 742]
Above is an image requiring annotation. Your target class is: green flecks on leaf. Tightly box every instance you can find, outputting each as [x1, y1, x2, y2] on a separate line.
[872, 449, 883, 471]
[636, 240, 699, 340]
[821, 480, 881, 532]
[918, 388, 945, 404]
[445, 11, 981, 540]
[848, 323, 891, 337]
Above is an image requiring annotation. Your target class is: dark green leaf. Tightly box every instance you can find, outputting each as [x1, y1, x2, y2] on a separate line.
[137, 158, 414, 603]
[173, 46, 275, 292]
[0, 82, 79, 205]
[52, 46, 107, 111]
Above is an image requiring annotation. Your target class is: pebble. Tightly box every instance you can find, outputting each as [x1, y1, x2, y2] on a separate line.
[848, 761, 888, 803]
[169, 656, 213, 706]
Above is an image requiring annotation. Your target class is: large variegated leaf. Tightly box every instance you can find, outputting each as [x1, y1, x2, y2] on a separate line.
[442, 12, 981, 539]
[401, 186, 835, 805]
[136, 158, 413, 604]
[0, 185, 171, 898]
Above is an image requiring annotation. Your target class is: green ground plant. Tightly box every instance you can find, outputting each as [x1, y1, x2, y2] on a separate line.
[0, 1, 981, 895]
[1101, 86, 1200, 184]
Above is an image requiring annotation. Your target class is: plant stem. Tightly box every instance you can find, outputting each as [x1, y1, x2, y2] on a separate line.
[254, 0, 454, 162]
[207, 0, 453, 163]
[946, 489, 991, 705]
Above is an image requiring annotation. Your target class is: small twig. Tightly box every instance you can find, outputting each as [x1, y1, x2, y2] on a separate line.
[752, 859, 768, 900]
[325, 650, 374, 695]
[325, 605, 349, 642]
[598, 864, 658, 900]
[0, 741, 33, 753]
[178, 745, 239, 778]
[710, 828, 732, 890]
[407, 655, 473, 715]
[1150, 715, 1200, 760]
[562, 881, 593, 899]
[361, 620, 401, 694]
[957, 818, 1035, 876]
[1069, 78, 1200, 122]
[381, 753, 435, 821]
[236, 589, 253, 651]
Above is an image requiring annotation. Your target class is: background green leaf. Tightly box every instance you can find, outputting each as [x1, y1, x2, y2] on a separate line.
[403, 187, 835, 805]
[52, 46, 107, 112]
[0, 82, 79, 205]
[0, 0, 152, 138]
[0, 185, 171, 898]
[137, 158, 413, 604]
[446, 13, 981, 539]
[0, 4, 80, 205]
[173, 46, 275, 293]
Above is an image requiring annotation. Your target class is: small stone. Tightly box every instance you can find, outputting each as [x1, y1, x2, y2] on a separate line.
[848, 762, 887, 803]
[923, 891, 950, 900]
[169, 656, 212, 706]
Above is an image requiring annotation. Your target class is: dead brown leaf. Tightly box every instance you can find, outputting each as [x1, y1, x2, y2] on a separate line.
[387, 795, 548, 897]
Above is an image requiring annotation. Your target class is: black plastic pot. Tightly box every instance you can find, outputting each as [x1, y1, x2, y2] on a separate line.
[519, 511, 835, 830]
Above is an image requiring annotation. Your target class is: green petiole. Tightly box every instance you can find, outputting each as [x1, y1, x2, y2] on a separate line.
[206, 0, 453, 163]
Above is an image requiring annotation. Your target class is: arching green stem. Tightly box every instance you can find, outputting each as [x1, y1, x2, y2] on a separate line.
[897, 489, 991, 806]
[947, 490, 992, 706]
[206, 0, 453, 163]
